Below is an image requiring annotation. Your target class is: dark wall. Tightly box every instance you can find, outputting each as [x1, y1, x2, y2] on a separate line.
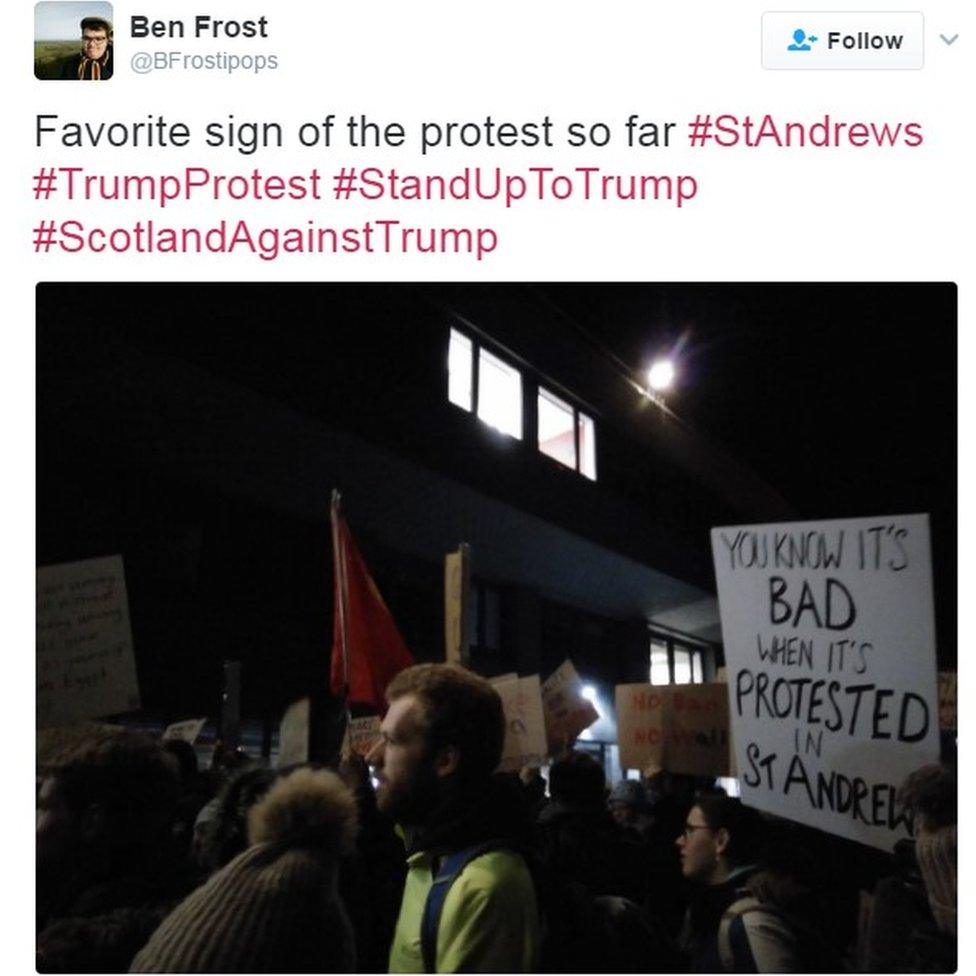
[38, 285, 789, 593]
[37, 423, 654, 720]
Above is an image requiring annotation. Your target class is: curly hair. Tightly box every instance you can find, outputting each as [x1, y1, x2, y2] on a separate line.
[385, 663, 505, 784]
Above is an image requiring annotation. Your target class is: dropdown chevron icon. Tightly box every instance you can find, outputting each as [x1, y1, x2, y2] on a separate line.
[940, 33, 959, 45]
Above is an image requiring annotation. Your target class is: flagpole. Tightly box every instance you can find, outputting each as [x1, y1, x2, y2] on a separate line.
[330, 489, 351, 697]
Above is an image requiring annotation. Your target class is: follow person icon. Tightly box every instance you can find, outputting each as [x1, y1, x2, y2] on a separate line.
[787, 28, 818, 51]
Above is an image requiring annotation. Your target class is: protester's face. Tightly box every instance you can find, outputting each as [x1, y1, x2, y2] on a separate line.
[610, 801, 634, 827]
[81, 29, 109, 57]
[676, 804, 721, 883]
[368, 694, 437, 824]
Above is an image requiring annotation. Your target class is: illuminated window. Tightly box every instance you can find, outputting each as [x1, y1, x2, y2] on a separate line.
[578, 412, 597, 480]
[538, 389, 576, 469]
[448, 329, 473, 410]
[649, 634, 707, 685]
[650, 640, 670, 685]
[537, 385, 597, 480]
[673, 648, 692, 685]
[478, 348, 522, 439]
[447, 328, 523, 441]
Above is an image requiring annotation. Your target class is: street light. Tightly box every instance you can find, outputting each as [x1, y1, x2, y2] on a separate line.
[647, 359, 675, 393]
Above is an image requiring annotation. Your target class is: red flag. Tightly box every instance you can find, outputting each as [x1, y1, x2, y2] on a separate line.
[330, 512, 414, 709]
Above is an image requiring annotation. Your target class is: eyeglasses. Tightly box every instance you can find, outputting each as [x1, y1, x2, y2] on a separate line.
[82, 35, 108, 45]
[681, 822, 712, 837]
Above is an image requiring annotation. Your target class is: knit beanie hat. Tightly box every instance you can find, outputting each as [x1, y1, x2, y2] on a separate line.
[914, 824, 956, 937]
[131, 767, 358, 973]
[609, 780, 649, 809]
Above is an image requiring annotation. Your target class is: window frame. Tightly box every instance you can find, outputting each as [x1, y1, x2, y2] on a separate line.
[447, 326, 523, 441]
[446, 327, 597, 477]
[537, 383, 597, 480]
[648, 630, 710, 685]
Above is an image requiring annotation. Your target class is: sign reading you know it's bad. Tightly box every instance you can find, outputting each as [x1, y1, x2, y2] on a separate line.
[710, 514, 939, 851]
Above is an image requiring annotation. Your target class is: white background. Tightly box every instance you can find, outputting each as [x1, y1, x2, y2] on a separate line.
[8, 0, 973, 966]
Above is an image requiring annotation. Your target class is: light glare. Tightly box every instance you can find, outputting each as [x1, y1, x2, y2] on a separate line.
[647, 359, 675, 392]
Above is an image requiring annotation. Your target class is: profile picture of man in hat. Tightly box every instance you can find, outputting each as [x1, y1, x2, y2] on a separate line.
[59, 15, 113, 79]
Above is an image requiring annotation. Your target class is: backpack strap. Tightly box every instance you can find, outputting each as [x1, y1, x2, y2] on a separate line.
[718, 895, 760, 972]
[718, 895, 796, 973]
[420, 840, 508, 973]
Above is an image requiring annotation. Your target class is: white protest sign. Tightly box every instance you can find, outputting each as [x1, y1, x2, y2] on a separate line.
[540, 659, 598, 752]
[490, 673, 519, 685]
[162, 718, 207, 744]
[37, 555, 141, 728]
[711, 514, 939, 851]
[277, 697, 309, 767]
[492, 674, 548, 772]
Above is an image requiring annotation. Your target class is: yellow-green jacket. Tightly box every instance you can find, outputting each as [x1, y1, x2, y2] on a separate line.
[388, 846, 541, 973]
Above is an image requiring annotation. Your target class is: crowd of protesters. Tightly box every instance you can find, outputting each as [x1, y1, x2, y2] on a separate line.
[36, 663, 957, 973]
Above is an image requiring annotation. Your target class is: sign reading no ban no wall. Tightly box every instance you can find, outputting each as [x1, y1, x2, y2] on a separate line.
[710, 514, 940, 851]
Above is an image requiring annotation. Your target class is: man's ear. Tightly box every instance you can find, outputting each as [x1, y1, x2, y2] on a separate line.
[713, 826, 731, 858]
[433, 744, 461, 779]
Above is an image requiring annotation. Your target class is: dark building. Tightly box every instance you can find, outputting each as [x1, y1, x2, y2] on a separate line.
[36, 283, 955, 769]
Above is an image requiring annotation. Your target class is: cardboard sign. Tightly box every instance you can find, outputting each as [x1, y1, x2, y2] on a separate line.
[162, 718, 207, 744]
[711, 514, 940, 851]
[492, 674, 548, 772]
[541, 659, 598, 751]
[345, 715, 382, 758]
[616, 683, 730, 776]
[276, 697, 309, 767]
[938, 671, 956, 730]
[37, 555, 141, 728]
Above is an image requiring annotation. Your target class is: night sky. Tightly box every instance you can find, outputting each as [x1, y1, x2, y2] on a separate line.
[38, 282, 957, 659]
[532, 284, 956, 528]
[530, 283, 957, 658]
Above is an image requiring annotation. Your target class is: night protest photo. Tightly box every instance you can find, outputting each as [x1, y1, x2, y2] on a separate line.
[36, 283, 956, 973]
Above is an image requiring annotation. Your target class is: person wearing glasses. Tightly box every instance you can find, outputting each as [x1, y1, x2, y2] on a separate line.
[676, 796, 801, 972]
[60, 16, 113, 80]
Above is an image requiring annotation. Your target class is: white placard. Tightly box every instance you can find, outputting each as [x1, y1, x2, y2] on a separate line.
[493, 674, 548, 772]
[162, 718, 207, 744]
[711, 514, 939, 851]
[37, 555, 141, 728]
[277, 697, 309, 767]
[540, 658, 598, 751]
